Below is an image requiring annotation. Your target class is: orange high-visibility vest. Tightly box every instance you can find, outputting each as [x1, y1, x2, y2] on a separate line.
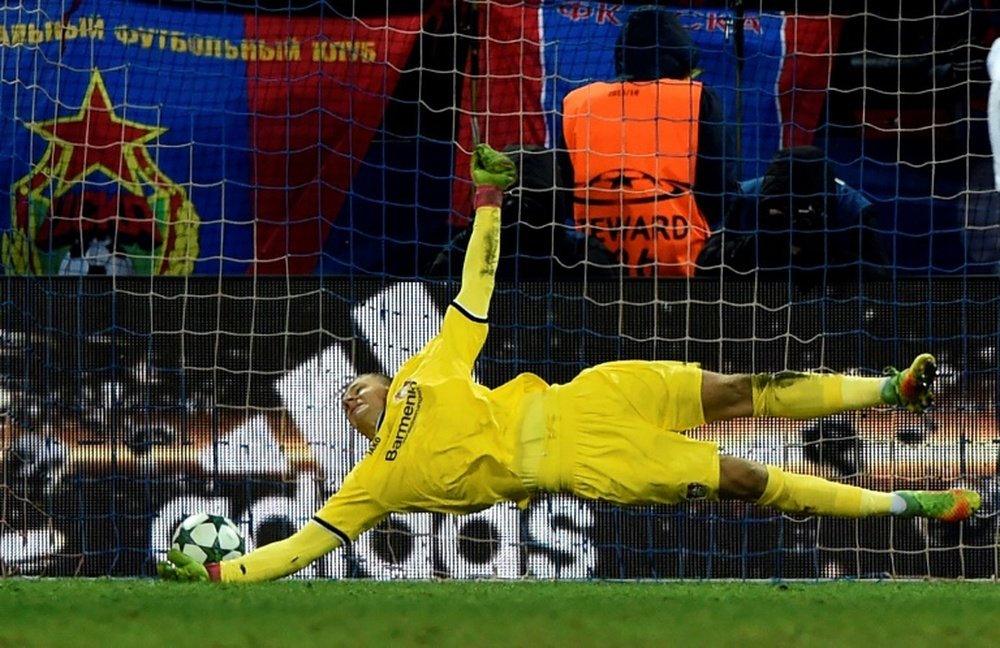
[563, 79, 710, 277]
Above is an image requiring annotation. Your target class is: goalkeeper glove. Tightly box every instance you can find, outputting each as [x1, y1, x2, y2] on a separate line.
[156, 548, 214, 582]
[470, 144, 516, 191]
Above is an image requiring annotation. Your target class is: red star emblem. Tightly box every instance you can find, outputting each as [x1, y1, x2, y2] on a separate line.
[29, 70, 165, 196]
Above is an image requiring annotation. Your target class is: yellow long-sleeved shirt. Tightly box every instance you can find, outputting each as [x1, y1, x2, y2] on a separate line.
[219, 200, 548, 582]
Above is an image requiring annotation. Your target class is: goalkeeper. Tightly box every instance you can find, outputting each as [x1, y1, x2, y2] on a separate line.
[159, 144, 981, 583]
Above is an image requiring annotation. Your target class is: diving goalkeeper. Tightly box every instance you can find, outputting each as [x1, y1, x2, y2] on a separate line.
[158, 144, 981, 583]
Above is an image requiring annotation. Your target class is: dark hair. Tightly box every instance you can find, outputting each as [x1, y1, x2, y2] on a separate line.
[614, 6, 698, 80]
[759, 146, 836, 220]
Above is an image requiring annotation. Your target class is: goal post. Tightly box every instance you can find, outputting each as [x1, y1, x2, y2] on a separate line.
[0, 0, 996, 579]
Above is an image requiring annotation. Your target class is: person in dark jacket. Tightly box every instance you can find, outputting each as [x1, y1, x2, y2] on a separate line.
[697, 146, 891, 288]
[426, 145, 617, 280]
[559, 6, 737, 277]
[610, 6, 734, 230]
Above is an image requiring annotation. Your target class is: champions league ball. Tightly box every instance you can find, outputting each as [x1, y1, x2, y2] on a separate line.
[170, 513, 245, 564]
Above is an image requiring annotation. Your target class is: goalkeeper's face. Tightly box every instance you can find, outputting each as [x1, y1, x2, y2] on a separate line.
[342, 374, 390, 439]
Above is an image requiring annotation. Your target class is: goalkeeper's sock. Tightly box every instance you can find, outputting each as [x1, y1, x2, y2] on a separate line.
[751, 372, 887, 419]
[757, 465, 898, 518]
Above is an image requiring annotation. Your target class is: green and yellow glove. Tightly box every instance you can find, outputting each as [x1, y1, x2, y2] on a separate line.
[156, 548, 214, 582]
[471, 144, 516, 208]
[471, 143, 516, 189]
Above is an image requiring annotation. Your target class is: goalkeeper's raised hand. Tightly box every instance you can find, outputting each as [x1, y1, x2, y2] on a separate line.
[157, 548, 213, 582]
[471, 144, 516, 191]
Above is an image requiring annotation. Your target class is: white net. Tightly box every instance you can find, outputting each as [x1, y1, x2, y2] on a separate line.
[0, 0, 996, 579]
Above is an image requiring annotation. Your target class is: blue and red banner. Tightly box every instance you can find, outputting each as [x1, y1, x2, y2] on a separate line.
[0, 1, 840, 274]
[0, 0, 421, 275]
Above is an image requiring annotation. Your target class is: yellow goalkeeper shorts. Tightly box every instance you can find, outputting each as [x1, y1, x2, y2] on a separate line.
[530, 360, 720, 505]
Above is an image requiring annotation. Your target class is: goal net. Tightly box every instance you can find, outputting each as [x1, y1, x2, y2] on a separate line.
[0, 0, 996, 579]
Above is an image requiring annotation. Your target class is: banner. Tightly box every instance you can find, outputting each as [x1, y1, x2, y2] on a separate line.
[0, 1, 420, 276]
[0, 277, 996, 579]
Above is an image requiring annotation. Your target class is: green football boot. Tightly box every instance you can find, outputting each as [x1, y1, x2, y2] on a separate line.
[882, 353, 937, 413]
[895, 489, 981, 522]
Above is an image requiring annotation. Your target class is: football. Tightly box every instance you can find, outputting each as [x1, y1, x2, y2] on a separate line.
[170, 512, 245, 564]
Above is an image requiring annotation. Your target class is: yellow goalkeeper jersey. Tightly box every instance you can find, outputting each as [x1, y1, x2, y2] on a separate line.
[313, 303, 548, 544]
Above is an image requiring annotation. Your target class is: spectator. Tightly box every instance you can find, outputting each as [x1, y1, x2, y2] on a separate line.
[560, 6, 736, 278]
[697, 146, 891, 289]
[426, 145, 616, 280]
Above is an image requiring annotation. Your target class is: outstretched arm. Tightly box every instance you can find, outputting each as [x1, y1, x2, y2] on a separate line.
[453, 144, 516, 319]
[216, 521, 340, 582]
[158, 472, 387, 583]
[157, 521, 342, 583]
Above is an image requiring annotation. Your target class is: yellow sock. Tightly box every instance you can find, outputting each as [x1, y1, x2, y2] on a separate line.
[757, 465, 895, 518]
[752, 373, 885, 419]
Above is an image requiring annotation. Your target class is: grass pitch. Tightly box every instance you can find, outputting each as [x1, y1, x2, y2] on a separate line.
[2, 578, 999, 647]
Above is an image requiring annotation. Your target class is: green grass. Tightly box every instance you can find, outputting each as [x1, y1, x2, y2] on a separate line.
[2, 579, 1000, 647]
